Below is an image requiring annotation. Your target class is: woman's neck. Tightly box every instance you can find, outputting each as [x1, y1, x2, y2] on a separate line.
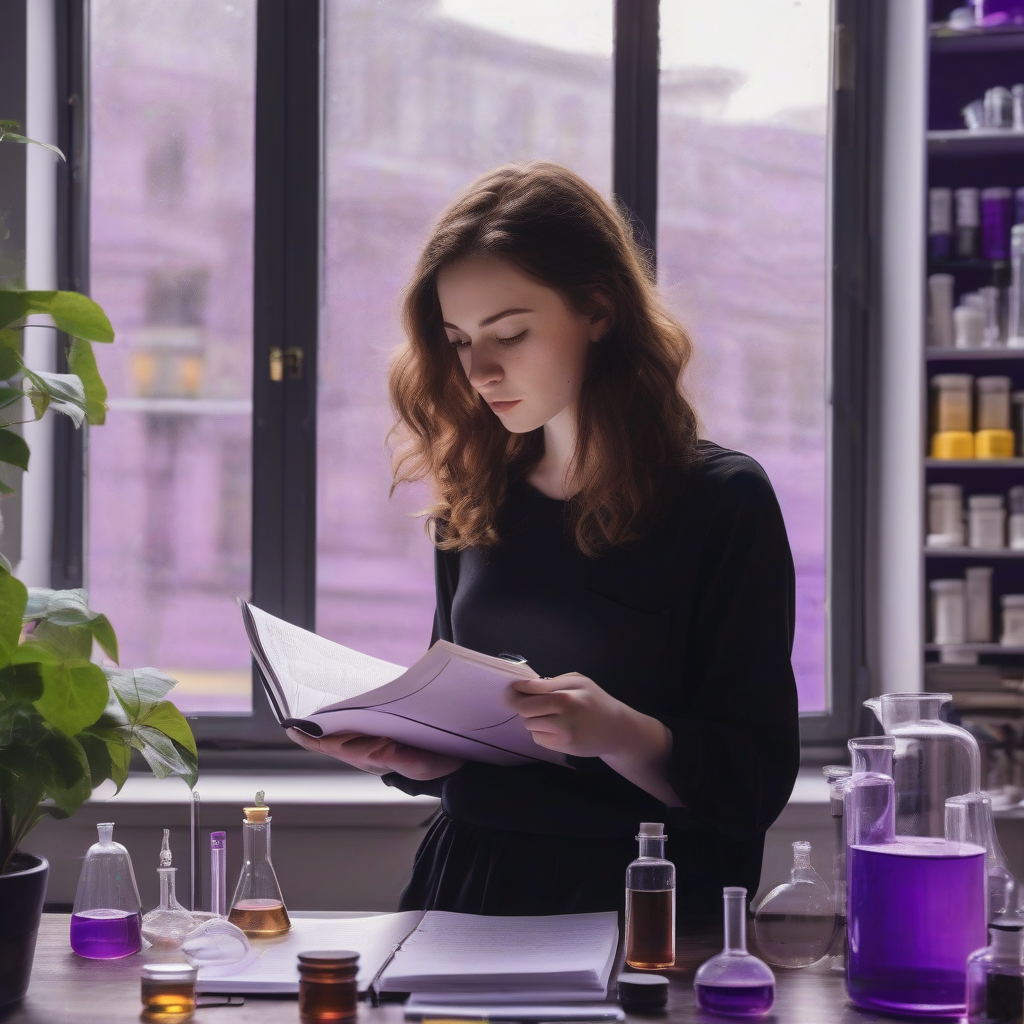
[525, 403, 579, 500]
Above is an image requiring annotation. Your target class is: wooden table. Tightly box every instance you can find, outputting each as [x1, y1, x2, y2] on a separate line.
[4, 915, 881, 1023]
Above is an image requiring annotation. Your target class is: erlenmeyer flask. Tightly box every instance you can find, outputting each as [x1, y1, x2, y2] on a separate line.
[694, 887, 775, 1018]
[141, 829, 196, 948]
[945, 792, 1018, 923]
[70, 822, 143, 959]
[752, 841, 834, 968]
[863, 692, 980, 836]
[228, 793, 290, 937]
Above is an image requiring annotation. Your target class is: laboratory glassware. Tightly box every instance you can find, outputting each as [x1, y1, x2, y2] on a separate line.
[863, 692, 981, 837]
[1010, 225, 1024, 347]
[970, 495, 1007, 549]
[983, 188, 1014, 260]
[966, 890, 1024, 1024]
[928, 483, 964, 547]
[694, 887, 774, 1019]
[752, 841, 834, 969]
[211, 832, 227, 917]
[70, 822, 143, 959]
[141, 830, 196, 949]
[820, 764, 851, 971]
[140, 961, 198, 1021]
[932, 579, 967, 646]
[957, 187, 981, 258]
[180, 916, 251, 967]
[228, 792, 291, 937]
[979, 377, 1013, 431]
[845, 768, 986, 1017]
[967, 566, 995, 643]
[928, 274, 956, 348]
[929, 189, 953, 261]
[624, 822, 675, 969]
[1010, 485, 1024, 548]
[298, 950, 360, 1023]
[1002, 595, 1024, 646]
[946, 791, 1018, 923]
[933, 374, 974, 432]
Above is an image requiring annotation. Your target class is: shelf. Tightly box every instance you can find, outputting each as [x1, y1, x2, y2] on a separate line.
[931, 25, 1024, 53]
[925, 643, 1024, 654]
[927, 129, 1024, 156]
[925, 548, 1024, 558]
[926, 347, 1024, 360]
[925, 458, 1024, 468]
[929, 259, 1008, 272]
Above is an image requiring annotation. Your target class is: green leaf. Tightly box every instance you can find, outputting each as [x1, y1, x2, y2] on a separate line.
[21, 367, 86, 426]
[29, 620, 93, 662]
[82, 725, 132, 791]
[0, 292, 27, 331]
[0, 569, 27, 667]
[76, 730, 112, 788]
[0, 348, 21, 381]
[108, 666, 177, 712]
[33, 660, 109, 736]
[0, 132, 66, 162]
[21, 291, 113, 343]
[138, 701, 197, 758]
[68, 338, 107, 425]
[0, 427, 28, 471]
[130, 725, 198, 790]
[0, 661, 44, 704]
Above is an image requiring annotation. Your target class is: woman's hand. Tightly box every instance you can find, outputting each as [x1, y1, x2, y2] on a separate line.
[286, 728, 464, 780]
[507, 673, 683, 807]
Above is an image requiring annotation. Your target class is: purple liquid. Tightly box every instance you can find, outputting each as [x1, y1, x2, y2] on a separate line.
[847, 839, 985, 1018]
[694, 983, 774, 1018]
[70, 909, 142, 959]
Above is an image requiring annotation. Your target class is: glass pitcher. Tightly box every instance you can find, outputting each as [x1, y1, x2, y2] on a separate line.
[863, 693, 980, 837]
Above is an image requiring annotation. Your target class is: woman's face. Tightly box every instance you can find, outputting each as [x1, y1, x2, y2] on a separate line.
[436, 256, 607, 434]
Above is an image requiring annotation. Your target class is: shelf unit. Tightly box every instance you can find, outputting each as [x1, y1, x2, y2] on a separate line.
[924, 12, 1024, 717]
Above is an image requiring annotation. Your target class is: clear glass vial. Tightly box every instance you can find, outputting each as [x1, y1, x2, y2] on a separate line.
[142, 830, 196, 949]
[228, 791, 291, 937]
[753, 840, 834, 968]
[70, 822, 143, 959]
[625, 822, 675, 969]
[694, 887, 775, 1019]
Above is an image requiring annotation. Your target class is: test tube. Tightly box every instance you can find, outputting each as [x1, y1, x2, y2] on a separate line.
[191, 789, 201, 912]
[1009, 225, 1024, 346]
[211, 831, 227, 917]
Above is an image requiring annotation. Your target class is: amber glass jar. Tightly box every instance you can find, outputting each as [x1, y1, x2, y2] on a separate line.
[140, 962, 198, 1021]
[298, 949, 360, 1023]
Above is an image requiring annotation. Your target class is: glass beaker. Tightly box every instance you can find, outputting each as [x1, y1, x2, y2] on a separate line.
[752, 841, 834, 969]
[863, 693, 981, 837]
[228, 797, 291, 937]
[694, 887, 774, 1019]
[946, 792, 1018, 923]
[820, 765, 851, 971]
[624, 822, 675, 970]
[845, 763, 987, 1018]
[142, 830, 196, 949]
[70, 822, 143, 959]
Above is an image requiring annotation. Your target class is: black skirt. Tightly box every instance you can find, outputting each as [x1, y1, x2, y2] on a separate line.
[398, 811, 636, 917]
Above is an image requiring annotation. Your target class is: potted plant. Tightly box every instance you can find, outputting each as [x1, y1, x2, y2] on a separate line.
[0, 123, 198, 1006]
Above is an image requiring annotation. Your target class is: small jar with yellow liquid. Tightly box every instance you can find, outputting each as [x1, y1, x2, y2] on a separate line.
[140, 962, 198, 1021]
[227, 791, 291, 938]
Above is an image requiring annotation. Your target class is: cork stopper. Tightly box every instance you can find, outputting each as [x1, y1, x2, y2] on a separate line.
[243, 790, 269, 823]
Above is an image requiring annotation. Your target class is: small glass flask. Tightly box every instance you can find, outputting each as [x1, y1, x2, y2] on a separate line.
[694, 887, 775, 1019]
[298, 950, 360, 1023]
[967, 904, 1024, 1024]
[228, 791, 291, 937]
[140, 962, 198, 1022]
[753, 841, 835, 969]
[70, 822, 143, 959]
[624, 822, 675, 969]
[142, 830, 197, 949]
[946, 792, 1018, 924]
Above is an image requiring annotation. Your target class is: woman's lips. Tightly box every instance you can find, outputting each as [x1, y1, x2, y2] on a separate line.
[489, 399, 522, 412]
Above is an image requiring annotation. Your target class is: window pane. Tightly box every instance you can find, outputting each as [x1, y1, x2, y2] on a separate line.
[658, 0, 832, 711]
[88, 0, 256, 714]
[319, 0, 612, 664]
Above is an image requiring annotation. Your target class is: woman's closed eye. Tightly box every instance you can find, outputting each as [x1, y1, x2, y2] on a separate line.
[495, 329, 527, 346]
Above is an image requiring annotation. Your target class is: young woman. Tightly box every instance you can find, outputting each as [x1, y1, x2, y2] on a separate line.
[289, 162, 800, 917]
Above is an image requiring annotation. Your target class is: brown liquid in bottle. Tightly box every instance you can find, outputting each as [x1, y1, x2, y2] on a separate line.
[228, 898, 292, 937]
[626, 889, 675, 969]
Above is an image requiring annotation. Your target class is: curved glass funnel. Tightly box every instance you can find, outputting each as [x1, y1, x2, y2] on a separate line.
[863, 692, 981, 836]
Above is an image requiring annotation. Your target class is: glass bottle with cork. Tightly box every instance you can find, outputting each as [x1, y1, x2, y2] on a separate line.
[624, 822, 675, 969]
[228, 791, 291, 937]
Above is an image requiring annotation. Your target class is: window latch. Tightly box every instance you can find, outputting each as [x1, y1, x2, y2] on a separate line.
[269, 346, 303, 381]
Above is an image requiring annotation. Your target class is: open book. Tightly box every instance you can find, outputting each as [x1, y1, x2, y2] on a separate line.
[241, 601, 567, 767]
[196, 909, 620, 1006]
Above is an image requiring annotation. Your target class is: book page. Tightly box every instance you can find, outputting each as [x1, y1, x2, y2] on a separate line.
[379, 911, 619, 995]
[248, 604, 408, 719]
[196, 911, 423, 994]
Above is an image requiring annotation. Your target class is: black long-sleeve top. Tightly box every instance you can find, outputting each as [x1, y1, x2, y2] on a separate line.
[384, 441, 800, 915]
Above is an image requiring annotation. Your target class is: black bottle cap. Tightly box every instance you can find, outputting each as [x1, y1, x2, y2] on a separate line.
[617, 973, 669, 1011]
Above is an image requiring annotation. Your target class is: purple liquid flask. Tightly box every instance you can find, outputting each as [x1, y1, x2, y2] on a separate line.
[845, 740, 986, 1018]
[70, 822, 143, 959]
[694, 887, 775, 1019]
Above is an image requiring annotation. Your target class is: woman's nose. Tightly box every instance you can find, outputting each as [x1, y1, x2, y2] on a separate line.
[467, 351, 503, 389]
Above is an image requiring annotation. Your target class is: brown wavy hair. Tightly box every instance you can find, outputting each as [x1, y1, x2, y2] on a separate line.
[388, 161, 699, 558]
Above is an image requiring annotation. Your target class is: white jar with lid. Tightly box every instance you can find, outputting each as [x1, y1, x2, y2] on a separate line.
[977, 376, 1012, 431]
[1010, 486, 1024, 550]
[927, 484, 964, 547]
[969, 494, 1006, 549]
[931, 579, 967, 646]
[965, 566, 994, 643]
[1001, 595, 1024, 646]
[932, 374, 974, 431]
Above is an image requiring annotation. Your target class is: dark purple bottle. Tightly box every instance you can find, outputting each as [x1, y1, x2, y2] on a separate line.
[982, 188, 1013, 262]
[70, 909, 143, 959]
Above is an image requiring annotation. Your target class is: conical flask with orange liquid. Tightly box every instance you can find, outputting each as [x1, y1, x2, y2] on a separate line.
[227, 791, 291, 937]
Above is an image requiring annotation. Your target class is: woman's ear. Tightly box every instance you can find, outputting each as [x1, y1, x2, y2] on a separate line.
[586, 291, 612, 343]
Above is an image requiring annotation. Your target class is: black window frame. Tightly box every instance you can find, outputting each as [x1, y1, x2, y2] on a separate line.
[54, 0, 882, 762]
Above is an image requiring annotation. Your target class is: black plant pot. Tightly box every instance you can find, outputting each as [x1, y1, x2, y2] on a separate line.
[0, 854, 49, 1007]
